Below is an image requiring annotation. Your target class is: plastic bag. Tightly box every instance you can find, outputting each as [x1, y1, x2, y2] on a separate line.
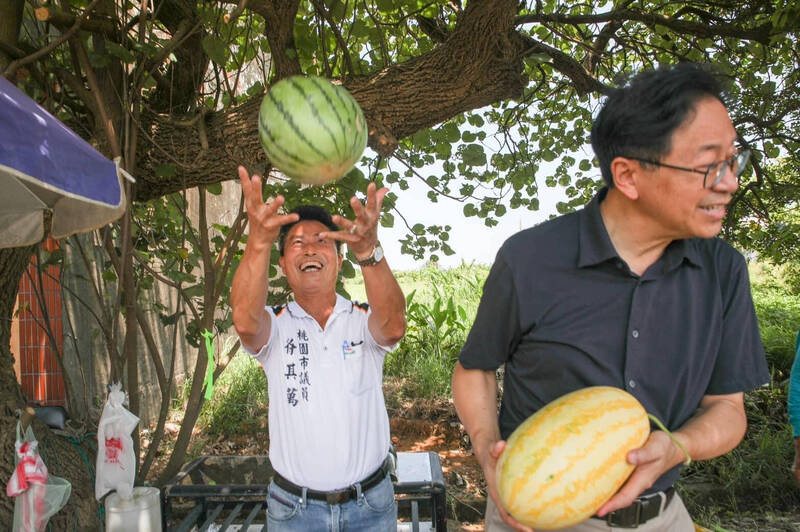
[7, 422, 72, 532]
[95, 383, 139, 500]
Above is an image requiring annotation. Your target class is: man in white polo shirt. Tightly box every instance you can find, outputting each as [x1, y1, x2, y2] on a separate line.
[231, 166, 406, 531]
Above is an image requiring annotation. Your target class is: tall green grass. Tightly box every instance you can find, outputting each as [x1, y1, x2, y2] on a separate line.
[197, 353, 269, 435]
[383, 264, 487, 398]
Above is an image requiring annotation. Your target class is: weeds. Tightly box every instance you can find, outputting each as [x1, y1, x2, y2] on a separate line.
[384, 264, 486, 398]
[190, 353, 268, 436]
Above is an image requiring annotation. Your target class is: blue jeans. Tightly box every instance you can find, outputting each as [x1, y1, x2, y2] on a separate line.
[266, 474, 397, 531]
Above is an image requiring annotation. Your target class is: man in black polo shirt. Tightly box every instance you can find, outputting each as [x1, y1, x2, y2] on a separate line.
[453, 63, 770, 531]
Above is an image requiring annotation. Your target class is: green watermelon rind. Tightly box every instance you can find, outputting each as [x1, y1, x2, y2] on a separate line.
[258, 75, 368, 185]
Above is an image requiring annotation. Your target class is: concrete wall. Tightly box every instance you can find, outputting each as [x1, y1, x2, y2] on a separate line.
[60, 179, 244, 426]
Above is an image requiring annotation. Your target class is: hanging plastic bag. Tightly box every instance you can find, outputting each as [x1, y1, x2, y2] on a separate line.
[7, 421, 72, 532]
[95, 382, 139, 500]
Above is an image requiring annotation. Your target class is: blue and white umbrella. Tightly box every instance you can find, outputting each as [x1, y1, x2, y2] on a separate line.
[0, 76, 132, 249]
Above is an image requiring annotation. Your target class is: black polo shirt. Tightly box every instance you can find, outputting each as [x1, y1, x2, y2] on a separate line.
[459, 187, 769, 491]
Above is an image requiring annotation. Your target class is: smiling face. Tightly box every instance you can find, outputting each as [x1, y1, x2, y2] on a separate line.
[278, 220, 342, 296]
[635, 96, 739, 240]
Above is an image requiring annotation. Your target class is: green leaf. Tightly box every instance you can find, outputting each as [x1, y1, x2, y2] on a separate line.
[440, 122, 461, 143]
[341, 259, 356, 279]
[88, 51, 110, 68]
[467, 114, 485, 127]
[106, 41, 136, 63]
[206, 182, 222, 195]
[183, 283, 204, 299]
[41, 249, 65, 267]
[461, 144, 487, 167]
[202, 35, 229, 65]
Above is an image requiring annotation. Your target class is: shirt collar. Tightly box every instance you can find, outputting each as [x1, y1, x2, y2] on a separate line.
[577, 187, 701, 271]
[286, 294, 352, 319]
[578, 187, 618, 268]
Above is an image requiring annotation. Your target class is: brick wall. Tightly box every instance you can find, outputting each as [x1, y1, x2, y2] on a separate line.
[15, 237, 66, 406]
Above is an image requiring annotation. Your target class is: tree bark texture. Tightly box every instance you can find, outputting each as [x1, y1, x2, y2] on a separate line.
[133, 0, 527, 200]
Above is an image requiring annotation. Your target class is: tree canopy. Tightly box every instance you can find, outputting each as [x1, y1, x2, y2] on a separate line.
[1, 0, 799, 260]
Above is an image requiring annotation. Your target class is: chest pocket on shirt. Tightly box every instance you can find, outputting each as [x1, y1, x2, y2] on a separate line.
[342, 341, 380, 395]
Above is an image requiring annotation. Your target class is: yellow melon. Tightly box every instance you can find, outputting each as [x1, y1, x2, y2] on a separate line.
[495, 386, 650, 530]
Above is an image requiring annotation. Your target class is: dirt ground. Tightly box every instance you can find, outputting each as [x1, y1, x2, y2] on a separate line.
[387, 398, 487, 531]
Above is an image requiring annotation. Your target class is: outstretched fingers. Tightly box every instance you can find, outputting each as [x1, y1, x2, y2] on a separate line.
[237, 165, 298, 243]
[325, 215, 360, 243]
[238, 166, 262, 210]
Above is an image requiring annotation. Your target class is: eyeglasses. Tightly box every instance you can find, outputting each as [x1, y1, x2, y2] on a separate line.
[625, 149, 751, 189]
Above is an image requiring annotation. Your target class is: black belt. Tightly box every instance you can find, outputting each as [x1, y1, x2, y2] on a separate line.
[599, 487, 675, 528]
[272, 456, 392, 505]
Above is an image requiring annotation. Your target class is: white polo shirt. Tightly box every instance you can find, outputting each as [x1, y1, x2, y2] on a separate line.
[245, 294, 393, 491]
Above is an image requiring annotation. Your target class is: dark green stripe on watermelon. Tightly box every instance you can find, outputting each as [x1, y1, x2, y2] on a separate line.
[258, 111, 310, 174]
[307, 76, 351, 158]
[266, 88, 328, 160]
[292, 77, 345, 160]
[331, 84, 366, 165]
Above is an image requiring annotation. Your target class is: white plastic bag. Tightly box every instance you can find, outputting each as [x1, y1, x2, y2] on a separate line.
[95, 383, 139, 500]
[7, 421, 71, 532]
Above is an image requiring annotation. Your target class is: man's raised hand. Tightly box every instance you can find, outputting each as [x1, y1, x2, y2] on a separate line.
[238, 166, 298, 249]
[322, 182, 388, 259]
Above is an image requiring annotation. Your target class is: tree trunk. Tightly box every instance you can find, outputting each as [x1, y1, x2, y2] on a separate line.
[0, 247, 100, 529]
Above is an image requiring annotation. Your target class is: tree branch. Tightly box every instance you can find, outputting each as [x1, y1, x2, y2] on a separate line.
[310, 0, 355, 77]
[515, 8, 774, 45]
[3, 0, 102, 79]
[34, 6, 116, 37]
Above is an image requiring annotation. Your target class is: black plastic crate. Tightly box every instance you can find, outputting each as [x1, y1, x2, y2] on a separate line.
[162, 452, 446, 531]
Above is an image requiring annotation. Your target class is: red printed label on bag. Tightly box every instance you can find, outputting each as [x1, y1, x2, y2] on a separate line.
[105, 437, 123, 465]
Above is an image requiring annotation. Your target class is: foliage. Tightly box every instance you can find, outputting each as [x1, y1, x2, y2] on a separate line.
[730, 158, 800, 295]
[1, 1, 798, 262]
[385, 264, 487, 398]
[749, 263, 800, 375]
[679, 386, 798, 517]
[132, 191, 240, 347]
[196, 353, 268, 435]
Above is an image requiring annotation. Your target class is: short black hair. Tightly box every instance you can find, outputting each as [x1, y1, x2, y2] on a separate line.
[278, 205, 341, 255]
[590, 63, 728, 187]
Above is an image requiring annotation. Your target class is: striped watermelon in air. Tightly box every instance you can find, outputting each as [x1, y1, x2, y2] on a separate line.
[496, 386, 650, 530]
[258, 75, 368, 185]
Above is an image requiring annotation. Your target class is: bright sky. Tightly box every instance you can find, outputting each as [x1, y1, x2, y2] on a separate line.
[376, 174, 567, 271]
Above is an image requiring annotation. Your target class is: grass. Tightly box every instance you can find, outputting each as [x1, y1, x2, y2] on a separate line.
[680, 262, 800, 520]
[199, 352, 269, 435]
[184, 259, 800, 523]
